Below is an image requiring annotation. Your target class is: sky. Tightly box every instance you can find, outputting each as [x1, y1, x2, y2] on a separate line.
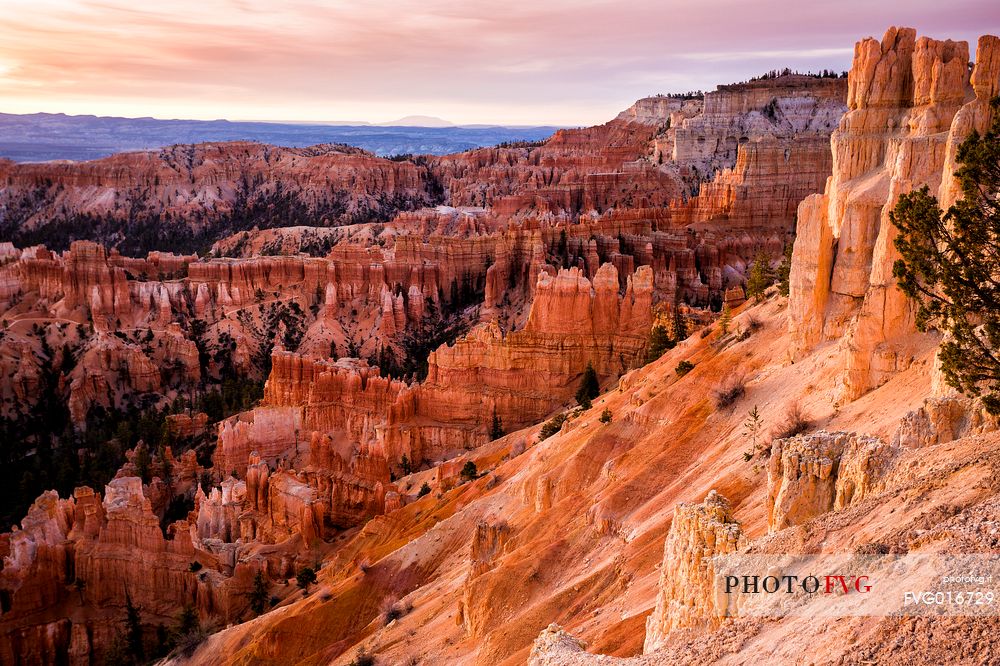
[1, 0, 999, 126]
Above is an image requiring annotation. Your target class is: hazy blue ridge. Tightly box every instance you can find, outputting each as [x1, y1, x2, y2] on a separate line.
[0, 113, 562, 162]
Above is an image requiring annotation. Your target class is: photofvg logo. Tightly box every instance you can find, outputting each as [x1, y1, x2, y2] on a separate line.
[710, 553, 1000, 618]
[724, 573, 871, 595]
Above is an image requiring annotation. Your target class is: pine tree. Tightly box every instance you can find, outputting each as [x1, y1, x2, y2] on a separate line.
[891, 98, 1000, 413]
[719, 303, 732, 335]
[176, 604, 198, 636]
[249, 572, 268, 615]
[743, 405, 764, 458]
[134, 442, 151, 484]
[671, 308, 688, 341]
[576, 362, 600, 405]
[296, 566, 317, 590]
[777, 241, 794, 297]
[489, 410, 504, 440]
[746, 250, 773, 301]
[157, 443, 172, 486]
[124, 589, 144, 661]
[461, 460, 478, 482]
[645, 323, 674, 363]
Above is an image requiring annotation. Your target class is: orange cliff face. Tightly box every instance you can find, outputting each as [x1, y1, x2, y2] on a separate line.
[434, 75, 844, 223]
[789, 29, 1000, 402]
[387, 262, 654, 461]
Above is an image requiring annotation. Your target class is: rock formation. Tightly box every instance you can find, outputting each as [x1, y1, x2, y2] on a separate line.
[0, 142, 434, 252]
[892, 396, 1000, 448]
[643, 491, 745, 653]
[766, 431, 896, 531]
[0, 477, 254, 665]
[789, 28, 1000, 400]
[389, 263, 654, 461]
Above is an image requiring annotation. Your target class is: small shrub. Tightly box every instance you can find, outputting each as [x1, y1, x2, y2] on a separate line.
[460, 461, 478, 482]
[675, 360, 694, 377]
[417, 482, 431, 497]
[296, 566, 317, 590]
[736, 315, 763, 341]
[173, 627, 208, 658]
[713, 374, 746, 409]
[350, 648, 376, 666]
[539, 412, 567, 440]
[384, 605, 403, 625]
[188, 561, 202, 572]
[773, 402, 811, 439]
[578, 397, 592, 410]
[381, 598, 413, 626]
[599, 408, 612, 424]
[742, 451, 753, 462]
[854, 542, 891, 555]
[700, 326, 713, 339]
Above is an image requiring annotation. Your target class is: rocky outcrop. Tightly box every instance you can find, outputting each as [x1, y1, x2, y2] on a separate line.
[215, 407, 304, 476]
[669, 75, 845, 178]
[457, 521, 511, 637]
[766, 431, 896, 531]
[789, 28, 1000, 400]
[528, 624, 602, 666]
[166, 411, 210, 439]
[892, 396, 1000, 448]
[643, 490, 745, 653]
[0, 491, 74, 617]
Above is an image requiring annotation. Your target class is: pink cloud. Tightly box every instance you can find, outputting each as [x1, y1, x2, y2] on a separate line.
[0, 0, 997, 125]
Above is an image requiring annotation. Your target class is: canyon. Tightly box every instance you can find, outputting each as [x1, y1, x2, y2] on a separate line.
[0, 25, 998, 666]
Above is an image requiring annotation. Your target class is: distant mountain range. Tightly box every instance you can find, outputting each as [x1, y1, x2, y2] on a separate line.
[0, 112, 561, 162]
